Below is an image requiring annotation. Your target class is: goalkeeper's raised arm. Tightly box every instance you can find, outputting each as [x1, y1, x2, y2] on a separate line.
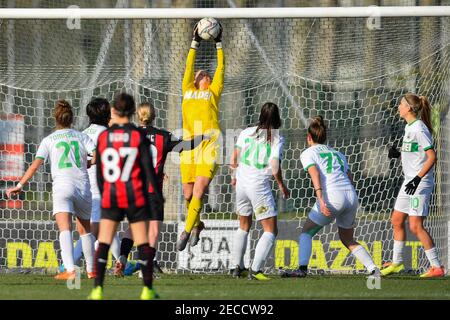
[181, 34, 197, 94]
[177, 21, 225, 252]
[182, 23, 224, 96]
[209, 25, 224, 97]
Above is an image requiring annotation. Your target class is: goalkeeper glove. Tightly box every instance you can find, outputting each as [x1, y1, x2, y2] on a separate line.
[388, 145, 401, 159]
[214, 22, 223, 43]
[193, 23, 202, 41]
[190, 23, 202, 49]
[404, 175, 421, 195]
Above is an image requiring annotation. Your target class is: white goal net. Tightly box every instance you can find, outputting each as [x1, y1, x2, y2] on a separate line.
[0, 2, 449, 275]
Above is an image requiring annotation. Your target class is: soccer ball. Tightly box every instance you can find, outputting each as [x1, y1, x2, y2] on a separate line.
[196, 17, 221, 41]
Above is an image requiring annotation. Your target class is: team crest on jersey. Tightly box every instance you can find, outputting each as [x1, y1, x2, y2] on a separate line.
[184, 90, 212, 101]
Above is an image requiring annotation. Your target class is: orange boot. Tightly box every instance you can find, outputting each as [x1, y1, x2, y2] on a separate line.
[420, 266, 445, 278]
[54, 270, 76, 280]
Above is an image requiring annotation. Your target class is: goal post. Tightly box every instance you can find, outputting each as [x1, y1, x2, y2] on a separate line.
[1, 6, 450, 19]
[0, 6, 449, 274]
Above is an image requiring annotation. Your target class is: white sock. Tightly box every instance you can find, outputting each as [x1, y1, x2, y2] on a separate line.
[59, 230, 74, 272]
[110, 234, 121, 261]
[299, 233, 312, 267]
[425, 247, 441, 268]
[232, 228, 248, 269]
[73, 239, 83, 265]
[351, 245, 377, 273]
[393, 240, 405, 264]
[94, 240, 99, 251]
[251, 232, 275, 272]
[80, 233, 95, 273]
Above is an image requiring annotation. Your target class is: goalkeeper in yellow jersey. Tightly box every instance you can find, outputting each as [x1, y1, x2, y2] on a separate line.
[177, 23, 224, 251]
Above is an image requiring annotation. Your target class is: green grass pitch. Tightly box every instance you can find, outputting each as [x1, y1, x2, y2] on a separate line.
[0, 274, 449, 300]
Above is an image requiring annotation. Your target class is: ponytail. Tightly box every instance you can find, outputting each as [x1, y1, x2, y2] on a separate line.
[403, 93, 433, 135]
[137, 102, 155, 126]
[308, 115, 327, 144]
[255, 102, 281, 143]
[419, 96, 433, 135]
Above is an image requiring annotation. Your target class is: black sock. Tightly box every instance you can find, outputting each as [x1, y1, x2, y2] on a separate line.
[299, 265, 308, 272]
[94, 242, 110, 288]
[137, 243, 156, 289]
[120, 237, 134, 258]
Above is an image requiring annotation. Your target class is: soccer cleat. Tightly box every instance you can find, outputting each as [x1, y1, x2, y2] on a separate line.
[87, 272, 96, 279]
[249, 270, 271, 281]
[232, 265, 249, 278]
[54, 270, 76, 280]
[419, 266, 445, 278]
[176, 231, 190, 251]
[380, 262, 405, 276]
[140, 287, 160, 300]
[88, 286, 103, 300]
[281, 269, 307, 278]
[190, 221, 205, 247]
[59, 264, 65, 273]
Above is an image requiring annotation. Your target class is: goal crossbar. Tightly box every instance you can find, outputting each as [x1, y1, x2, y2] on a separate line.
[0, 6, 450, 19]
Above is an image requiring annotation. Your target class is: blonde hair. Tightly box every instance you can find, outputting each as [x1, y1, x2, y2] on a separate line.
[403, 93, 433, 134]
[137, 102, 155, 126]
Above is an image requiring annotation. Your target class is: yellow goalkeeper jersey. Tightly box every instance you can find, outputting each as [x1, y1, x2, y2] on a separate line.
[181, 47, 224, 139]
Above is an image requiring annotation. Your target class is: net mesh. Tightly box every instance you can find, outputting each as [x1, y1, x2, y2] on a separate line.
[0, 3, 449, 274]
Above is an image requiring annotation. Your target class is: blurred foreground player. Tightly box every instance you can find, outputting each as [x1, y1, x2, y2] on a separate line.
[88, 93, 163, 300]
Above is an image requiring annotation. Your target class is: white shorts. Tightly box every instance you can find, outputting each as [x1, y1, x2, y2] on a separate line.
[394, 182, 433, 217]
[309, 189, 358, 229]
[52, 184, 92, 221]
[90, 197, 101, 223]
[236, 180, 277, 221]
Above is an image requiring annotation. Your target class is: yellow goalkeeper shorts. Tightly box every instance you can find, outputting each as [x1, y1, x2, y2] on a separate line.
[180, 140, 219, 184]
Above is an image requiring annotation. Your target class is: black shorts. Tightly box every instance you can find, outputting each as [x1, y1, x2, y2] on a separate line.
[101, 206, 150, 223]
[149, 193, 164, 221]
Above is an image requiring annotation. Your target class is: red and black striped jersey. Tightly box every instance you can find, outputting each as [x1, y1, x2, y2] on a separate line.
[96, 123, 162, 210]
[141, 125, 207, 193]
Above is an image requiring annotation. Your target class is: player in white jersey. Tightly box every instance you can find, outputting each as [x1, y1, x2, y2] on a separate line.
[230, 103, 289, 281]
[6, 100, 96, 280]
[71, 98, 121, 268]
[284, 116, 379, 278]
[381, 94, 444, 278]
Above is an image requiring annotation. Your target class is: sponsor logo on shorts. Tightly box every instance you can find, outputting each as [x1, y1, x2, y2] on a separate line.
[255, 206, 268, 216]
